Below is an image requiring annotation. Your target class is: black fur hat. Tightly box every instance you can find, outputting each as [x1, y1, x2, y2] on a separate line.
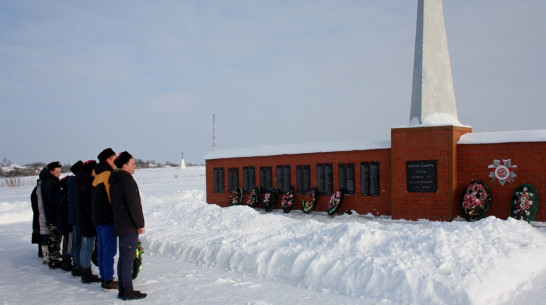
[47, 161, 62, 170]
[114, 151, 133, 168]
[70, 160, 83, 175]
[97, 148, 116, 162]
[81, 160, 97, 173]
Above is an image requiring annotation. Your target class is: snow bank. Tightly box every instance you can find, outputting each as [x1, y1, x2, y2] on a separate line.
[458, 129, 546, 144]
[138, 169, 546, 305]
[202, 140, 391, 160]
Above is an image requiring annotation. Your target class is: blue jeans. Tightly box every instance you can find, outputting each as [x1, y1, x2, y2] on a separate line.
[72, 226, 82, 268]
[80, 236, 96, 269]
[96, 224, 117, 282]
[118, 232, 138, 291]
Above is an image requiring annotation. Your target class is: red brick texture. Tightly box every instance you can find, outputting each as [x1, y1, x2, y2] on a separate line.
[391, 126, 472, 221]
[206, 149, 392, 216]
[206, 128, 545, 222]
[457, 142, 546, 221]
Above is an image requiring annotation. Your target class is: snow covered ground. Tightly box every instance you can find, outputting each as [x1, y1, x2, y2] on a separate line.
[1, 166, 546, 305]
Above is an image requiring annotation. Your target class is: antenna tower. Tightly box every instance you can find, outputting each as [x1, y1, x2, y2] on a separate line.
[212, 114, 217, 151]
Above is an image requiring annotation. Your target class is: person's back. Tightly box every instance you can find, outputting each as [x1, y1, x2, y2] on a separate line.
[75, 169, 95, 238]
[67, 160, 82, 276]
[41, 169, 60, 227]
[91, 148, 119, 290]
[56, 176, 72, 272]
[74, 160, 101, 284]
[92, 162, 114, 226]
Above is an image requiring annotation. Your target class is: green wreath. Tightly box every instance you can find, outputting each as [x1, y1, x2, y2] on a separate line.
[511, 184, 539, 223]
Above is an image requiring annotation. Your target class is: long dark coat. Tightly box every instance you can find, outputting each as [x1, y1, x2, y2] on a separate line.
[75, 168, 96, 237]
[41, 170, 60, 225]
[109, 169, 145, 237]
[91, 162, 114, 226]
[30, 186, 41, 244]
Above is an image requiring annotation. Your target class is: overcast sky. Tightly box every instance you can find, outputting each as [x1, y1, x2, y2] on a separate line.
[1, 0, 544, 166]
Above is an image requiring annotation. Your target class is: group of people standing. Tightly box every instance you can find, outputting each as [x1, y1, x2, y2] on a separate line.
[30, 148, 147, 301]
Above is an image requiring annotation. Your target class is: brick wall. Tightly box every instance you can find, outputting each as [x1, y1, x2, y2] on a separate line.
[206, 149, 392, 216]
[206, 129, 545, 222]
[457, 142, 546, 221]
[391, 126, 472, 221]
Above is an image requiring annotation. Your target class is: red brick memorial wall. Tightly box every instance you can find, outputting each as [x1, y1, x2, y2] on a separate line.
[457, 141, 546, 221]
[390, 126, 472, 221]
[206, 148, 392, 216]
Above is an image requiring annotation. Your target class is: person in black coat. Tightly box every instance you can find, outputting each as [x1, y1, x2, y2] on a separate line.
[91, 148, 119, 289]
[56, 176, 73, 272]
[67, 160, 82, 276]
[41, 161, 62, 269]
[30, 185, 42, 258]
[109, 151, 146, 300]
[75, 160, 101, 284]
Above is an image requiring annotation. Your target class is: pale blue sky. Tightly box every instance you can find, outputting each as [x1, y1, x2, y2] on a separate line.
[1, 0, 544, 165]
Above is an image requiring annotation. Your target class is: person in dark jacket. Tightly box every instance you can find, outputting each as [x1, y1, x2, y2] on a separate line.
[56, 176, 72, 272]
[110, 151, 147, 300]
[92, 148, 118, 289]
[75, 160, 101, 284]
[67, 160, 83, 276]
[41, 161, 62, 269]
[36, 167, 50, 264]
[30, 184, 42, 258]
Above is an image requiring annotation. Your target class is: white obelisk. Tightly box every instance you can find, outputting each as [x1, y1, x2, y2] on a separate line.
[409, 0, 461, 126]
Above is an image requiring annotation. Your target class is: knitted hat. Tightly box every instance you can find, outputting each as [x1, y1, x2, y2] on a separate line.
[47, 161, 62, 170]
[114, 151, 133, 168]
[70, 160, 83, 175]
[97, 148, 116, 162]
[81, 160, 97, 173]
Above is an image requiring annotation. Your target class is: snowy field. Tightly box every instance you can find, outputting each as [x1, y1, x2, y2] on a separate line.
[1, 166, 546, 305]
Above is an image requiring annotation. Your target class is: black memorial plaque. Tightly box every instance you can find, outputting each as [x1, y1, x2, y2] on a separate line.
[406, 160, 437, 193]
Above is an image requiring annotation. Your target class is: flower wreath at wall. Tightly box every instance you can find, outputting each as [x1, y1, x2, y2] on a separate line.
[281, 186, 295, 213]
[263, 188, 279, 212]
[302, 188, 317, 214]
[460, 180, 491, 222]
[228, 186, 243, 206]
[511, 184, 539, 223]
[246, 187, 261, 208]
[328, 189, 343, 216]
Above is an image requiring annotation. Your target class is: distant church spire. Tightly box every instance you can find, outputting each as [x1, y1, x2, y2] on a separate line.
[409, 0, 461, 126]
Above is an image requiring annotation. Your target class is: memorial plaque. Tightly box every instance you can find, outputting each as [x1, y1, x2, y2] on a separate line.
[406, 160, 437, 192]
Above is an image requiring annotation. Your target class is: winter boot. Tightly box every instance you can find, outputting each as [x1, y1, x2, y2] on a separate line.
[41, 244, 49, 265]
[38, 245, 43, 258]
[49, 259, 62, 270]
[81, 267, 101, 284]
[101, 279, 119, 290]
[61, 253, 72, 272]
[71, 266, 83, 277]
[118, 290, 147, 301]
